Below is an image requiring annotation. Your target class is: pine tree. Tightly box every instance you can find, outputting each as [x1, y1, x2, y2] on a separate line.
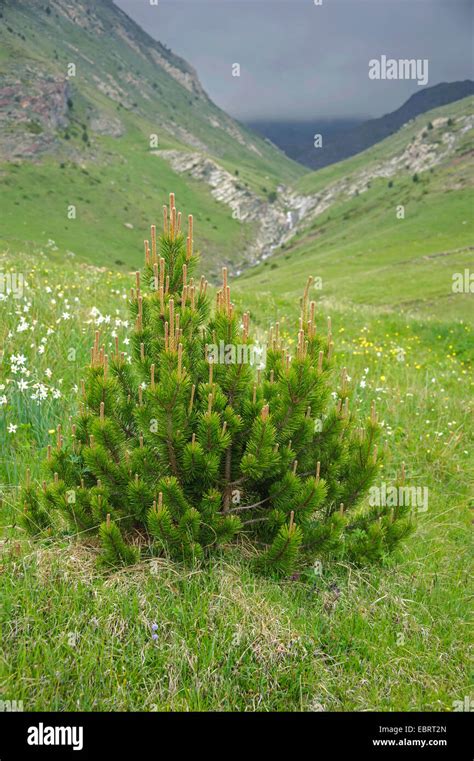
[21, 194, 413, 573]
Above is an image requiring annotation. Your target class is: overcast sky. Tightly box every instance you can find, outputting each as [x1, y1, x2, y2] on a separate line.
[114, 0, 473, 120]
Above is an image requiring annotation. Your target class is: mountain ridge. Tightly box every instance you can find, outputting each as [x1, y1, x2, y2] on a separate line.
[248, 80, 474, 169]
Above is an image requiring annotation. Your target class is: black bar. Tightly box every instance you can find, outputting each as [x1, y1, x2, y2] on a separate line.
[0, 711, 471, 759]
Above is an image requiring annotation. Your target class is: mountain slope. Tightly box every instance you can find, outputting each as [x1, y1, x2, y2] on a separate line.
[0, 0, 304, 275]
[236, 97, 474, 322]
[0, 0, 304, 174]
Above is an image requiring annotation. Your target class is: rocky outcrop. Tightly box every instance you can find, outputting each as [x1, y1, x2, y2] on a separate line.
[283, 113, 474, 226]
[207, 114, 262, 155]
[0, 69, 70, 131]
[154, 149, 296, 271]
[52, 0, 106, 33]
[89, 113, 124, 137]
[148, 49, 206, 99]
[0, 67, 71, 159]
[156, 113, 473, 271]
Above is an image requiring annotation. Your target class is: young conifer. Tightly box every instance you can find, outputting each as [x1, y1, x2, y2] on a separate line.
[21, 194, 412, 574]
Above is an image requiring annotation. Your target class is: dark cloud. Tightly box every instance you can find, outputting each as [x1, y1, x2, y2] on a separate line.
[114, 0, 474, 119]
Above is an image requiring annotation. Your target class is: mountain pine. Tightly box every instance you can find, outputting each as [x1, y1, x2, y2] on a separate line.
[21, 193, 413, 574]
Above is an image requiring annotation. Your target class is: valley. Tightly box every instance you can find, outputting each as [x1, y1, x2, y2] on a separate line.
[2, 1, 472, 290]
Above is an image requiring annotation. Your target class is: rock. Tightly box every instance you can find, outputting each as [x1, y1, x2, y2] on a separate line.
[90, 114, 124, 137]
[155, 149, 295, 271]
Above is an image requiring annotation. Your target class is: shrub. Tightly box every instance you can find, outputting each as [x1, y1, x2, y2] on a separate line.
[26, 121, 43, 134]
[21, 194, 412, 575]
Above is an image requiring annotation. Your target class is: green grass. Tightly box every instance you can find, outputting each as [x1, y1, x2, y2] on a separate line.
[238, 186, 473, 319]
[0, 134, 253, 276]
[0, 535, 469, 711]
[0, 241, 472, 711]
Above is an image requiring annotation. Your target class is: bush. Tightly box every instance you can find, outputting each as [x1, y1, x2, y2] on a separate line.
[26, 121, 43, 134]
[21, 194, 412, 575]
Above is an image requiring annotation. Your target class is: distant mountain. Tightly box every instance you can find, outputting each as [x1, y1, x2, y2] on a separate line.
[247, 81, 474, 170]
[245, 118, 366, 167]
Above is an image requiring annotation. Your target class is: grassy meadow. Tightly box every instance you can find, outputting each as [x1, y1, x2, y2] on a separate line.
[0, 213, 472, 709]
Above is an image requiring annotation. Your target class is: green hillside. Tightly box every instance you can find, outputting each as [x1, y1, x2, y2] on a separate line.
[237, 97, 474, 322]
[0, 0, 304, 276]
